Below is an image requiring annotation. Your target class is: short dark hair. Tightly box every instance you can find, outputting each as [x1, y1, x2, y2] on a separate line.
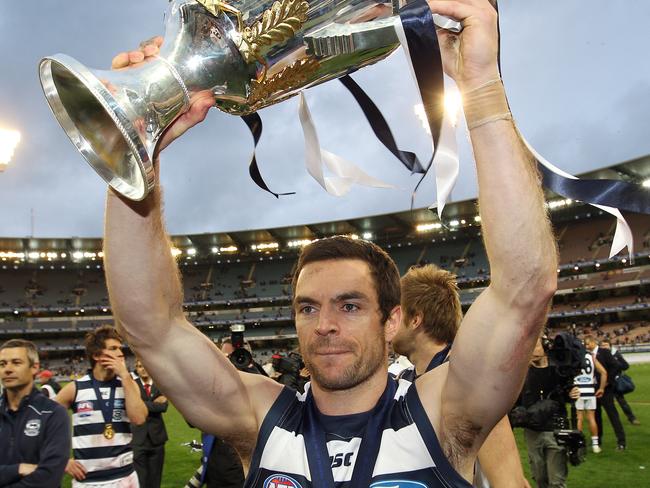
[401, 265, 462, 344]
[0, 339, 39, 366]
[292, 236, 400, 323]
[84, 325, 122, 367]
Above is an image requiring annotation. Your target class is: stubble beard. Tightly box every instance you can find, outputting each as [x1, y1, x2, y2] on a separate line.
[305, 335, 386, 391]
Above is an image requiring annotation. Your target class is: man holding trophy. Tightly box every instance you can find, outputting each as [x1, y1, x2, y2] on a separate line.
[98, 0, 556, 486]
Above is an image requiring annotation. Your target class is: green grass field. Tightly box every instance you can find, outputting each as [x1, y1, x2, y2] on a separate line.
[63, 363, 650, 487]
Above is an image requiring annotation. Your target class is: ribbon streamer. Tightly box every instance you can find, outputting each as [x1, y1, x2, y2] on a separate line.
[399, 0, 643, 255]
[492, 0, 642, 256]
[395, 1, 458, 214]
[241, 113, 295, 198]
[525, 139, 633, 258]
[298, 92, 395, 197]
[338, 75, 426, 175]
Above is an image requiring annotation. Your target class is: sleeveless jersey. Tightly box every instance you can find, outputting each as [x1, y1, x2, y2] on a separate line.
[72, 373, 134, 482]
[244, 378, 472, 488]
[573, 353, 596, 397]
[397, 346, 487, 488]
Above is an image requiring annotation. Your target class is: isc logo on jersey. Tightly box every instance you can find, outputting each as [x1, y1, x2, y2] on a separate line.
[263, 474, 303, 488]
[370, 481, 429, 488]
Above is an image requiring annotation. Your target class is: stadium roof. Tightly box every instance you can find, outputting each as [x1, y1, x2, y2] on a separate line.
[0, 154, 647, 255]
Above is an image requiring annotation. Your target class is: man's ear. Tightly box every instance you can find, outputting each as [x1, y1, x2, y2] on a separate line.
[31, 362, 40, 378]
[384, 305, 402, 343]
[410, 312, 423, 330]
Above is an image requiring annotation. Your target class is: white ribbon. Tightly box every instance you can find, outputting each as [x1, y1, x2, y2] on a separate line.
[298, 92, 395, 197]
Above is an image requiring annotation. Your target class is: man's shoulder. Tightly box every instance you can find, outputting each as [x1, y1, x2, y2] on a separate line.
[597, 348, 615, 365]
[30, 391, 68, 416]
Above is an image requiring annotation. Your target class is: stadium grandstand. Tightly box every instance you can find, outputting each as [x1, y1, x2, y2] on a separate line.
[1, 155, 649, 378]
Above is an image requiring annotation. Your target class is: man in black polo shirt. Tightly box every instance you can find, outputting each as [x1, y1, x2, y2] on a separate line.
[0, 339, 71, 487]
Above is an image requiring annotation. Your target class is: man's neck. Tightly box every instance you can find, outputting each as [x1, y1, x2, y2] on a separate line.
[410, 339, 448, 376]
[6, 383, 33, 411]
[92, 365, 115, 382]
[311, 367, 387, 416]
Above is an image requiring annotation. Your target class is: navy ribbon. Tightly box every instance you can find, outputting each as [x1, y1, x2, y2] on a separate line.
[303, 376, 397, 488]
[339, 75, 426, 175]
[241, 113, 295, 198]
[491, 0, 649, 215]
[540, 171, 650, 214]
[398, 0, 445, 197]
[338, 1, 444, 201]
[342, 0, 649, 217]
[398, 0, 445, 166]
[91, 375, 117, 427]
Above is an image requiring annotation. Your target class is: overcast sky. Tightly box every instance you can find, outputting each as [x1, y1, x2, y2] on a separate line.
[0, 0, 648, 238]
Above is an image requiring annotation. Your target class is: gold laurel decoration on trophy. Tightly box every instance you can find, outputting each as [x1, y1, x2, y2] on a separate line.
[196, 0, 244, 30]
[248, 56, 320, 109]
[241, 0, 310, 64]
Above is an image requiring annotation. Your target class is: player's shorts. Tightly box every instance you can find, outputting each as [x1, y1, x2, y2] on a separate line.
[72, 471, 139, 488]
[575, 396, 597, 411]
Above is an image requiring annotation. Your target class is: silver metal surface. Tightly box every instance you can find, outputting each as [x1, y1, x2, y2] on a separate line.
[39, 0, 461, 200]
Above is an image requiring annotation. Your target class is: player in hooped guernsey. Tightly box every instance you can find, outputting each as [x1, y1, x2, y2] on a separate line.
[56, 326, 148, 487]
[573, 351, 607, 453]
[104, 1, 559, 487]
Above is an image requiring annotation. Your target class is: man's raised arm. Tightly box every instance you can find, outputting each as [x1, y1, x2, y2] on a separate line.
[419, 0, 558, 466]
[103, 41, 283, 448]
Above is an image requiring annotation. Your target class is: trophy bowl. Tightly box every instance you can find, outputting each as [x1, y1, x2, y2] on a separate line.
[39, 0, 459, 200]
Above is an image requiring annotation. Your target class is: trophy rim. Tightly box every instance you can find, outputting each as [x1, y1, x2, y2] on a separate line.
[39, 54, 155, 201]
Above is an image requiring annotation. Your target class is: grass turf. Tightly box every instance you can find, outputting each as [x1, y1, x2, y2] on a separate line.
[62, 363, 650, 487]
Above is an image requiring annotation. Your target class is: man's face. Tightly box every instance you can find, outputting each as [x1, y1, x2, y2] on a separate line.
[601, 341, 611, 350]
[220, 342, 234, 357]
[293, 259, 397, 391]
[531, 338, 546, 362]
[94, 338, 124, 364]
[0, 347, 37, 391]
[135, 360, 149, 379]
[584, 339, 596, 352]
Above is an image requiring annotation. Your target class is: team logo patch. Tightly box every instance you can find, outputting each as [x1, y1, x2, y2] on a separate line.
[112, 409, 124, 422]
[24, 419, 41, 437]
[263, 474, 303, 488]
[370, 481, 429, 488]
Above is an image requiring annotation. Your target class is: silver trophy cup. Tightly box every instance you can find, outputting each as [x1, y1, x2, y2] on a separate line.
[39, 0, 459, 200]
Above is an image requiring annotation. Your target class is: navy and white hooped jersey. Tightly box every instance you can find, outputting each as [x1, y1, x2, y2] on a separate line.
[244, 378, 472, 488]
[573, 353, 597, 397]
[72, 373, 134, 482]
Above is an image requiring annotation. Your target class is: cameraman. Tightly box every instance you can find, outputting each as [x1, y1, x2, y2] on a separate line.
[271, 351, 308, 393]
[220, 338, 266, 376]
[516, 337, 580, 488]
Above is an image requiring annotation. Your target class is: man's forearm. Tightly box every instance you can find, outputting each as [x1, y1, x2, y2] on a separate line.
[468, 93, 557, 298]
[104, 170, 184, 348]
[0, 465, 20, 485]
[122, 374, 148, 425]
